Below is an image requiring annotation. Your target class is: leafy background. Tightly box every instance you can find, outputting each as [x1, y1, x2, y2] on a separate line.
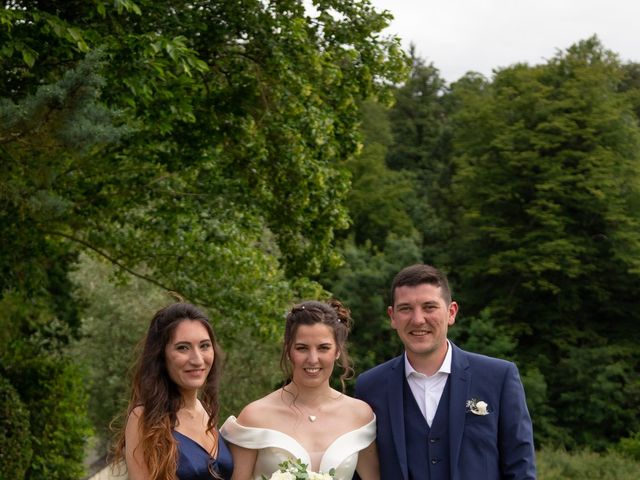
[1, 1, 639, 478]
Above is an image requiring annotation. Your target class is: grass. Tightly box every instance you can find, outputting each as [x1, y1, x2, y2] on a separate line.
[537, 448, 640, 479]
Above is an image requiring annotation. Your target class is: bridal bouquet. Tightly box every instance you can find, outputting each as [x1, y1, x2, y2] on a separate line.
[261, 458, 335, 480]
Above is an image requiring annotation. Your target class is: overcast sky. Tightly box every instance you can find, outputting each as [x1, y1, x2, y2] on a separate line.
[368, 0, 640, 83]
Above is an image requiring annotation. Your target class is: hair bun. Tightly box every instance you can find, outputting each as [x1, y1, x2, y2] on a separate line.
[328, 298, 352, 330]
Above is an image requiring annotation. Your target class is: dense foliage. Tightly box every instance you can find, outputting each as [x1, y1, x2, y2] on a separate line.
[2, 0, 639, 474]
[1, 0, 407, 475]
[2, 341, 92, 479]
[324, 36, 640, 452]
[0, 375, 32, 479]
[447, 37, 640, 448]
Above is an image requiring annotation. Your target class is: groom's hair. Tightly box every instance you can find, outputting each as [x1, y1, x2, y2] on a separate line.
[390, 264, 453, 306]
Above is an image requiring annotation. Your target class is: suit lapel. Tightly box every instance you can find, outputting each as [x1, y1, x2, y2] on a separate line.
[387, 355, 409, 480]
[448, 343, 470, 479]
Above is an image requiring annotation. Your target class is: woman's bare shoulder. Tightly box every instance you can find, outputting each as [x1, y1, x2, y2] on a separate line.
[130, 405, 144, 418]
[236, 390, 283, 428]
[125, 405, 144, 428]
[338, 394, 375, 425]
[125, 406, 145, 440]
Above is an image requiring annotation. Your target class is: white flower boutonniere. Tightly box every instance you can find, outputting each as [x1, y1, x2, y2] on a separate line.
[466, 398, 490, 415]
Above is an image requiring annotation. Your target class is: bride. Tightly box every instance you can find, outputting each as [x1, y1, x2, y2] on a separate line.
[220, 300, 379, 480]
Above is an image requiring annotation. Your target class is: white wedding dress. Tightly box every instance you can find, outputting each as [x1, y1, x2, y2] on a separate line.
[220, 415, 376, 480]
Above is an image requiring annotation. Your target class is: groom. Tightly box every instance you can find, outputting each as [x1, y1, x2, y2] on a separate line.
[355, 264, 536, 479]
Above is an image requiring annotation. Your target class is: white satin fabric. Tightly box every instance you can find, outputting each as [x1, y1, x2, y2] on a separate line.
[220, 415, 376, 480]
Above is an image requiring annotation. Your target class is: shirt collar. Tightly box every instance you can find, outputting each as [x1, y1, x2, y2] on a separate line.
[404, 339, 452, 377]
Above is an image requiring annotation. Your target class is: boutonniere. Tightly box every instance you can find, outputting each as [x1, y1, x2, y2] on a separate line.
[466, 398, 490, 415]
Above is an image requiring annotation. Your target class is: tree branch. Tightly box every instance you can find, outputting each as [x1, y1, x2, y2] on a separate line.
[44, 229, 186, 299]
[43, 229, 219, 312]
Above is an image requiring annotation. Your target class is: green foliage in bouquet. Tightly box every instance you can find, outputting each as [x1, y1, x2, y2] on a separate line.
[261, 458, 336, 480]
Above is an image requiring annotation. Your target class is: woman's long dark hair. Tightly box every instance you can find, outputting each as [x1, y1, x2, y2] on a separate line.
[111, 303, 223, 480]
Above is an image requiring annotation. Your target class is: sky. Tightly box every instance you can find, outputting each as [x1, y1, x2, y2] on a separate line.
[368, 0, 640, 83]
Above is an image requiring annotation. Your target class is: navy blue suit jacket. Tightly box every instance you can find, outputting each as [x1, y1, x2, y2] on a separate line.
[354, 342, 536, 479]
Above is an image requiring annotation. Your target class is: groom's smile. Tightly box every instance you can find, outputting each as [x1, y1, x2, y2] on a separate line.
[388, 283, 458, 373]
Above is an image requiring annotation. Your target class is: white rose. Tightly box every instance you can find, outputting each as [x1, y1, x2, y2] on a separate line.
[308, 473, 333, 480]
[269, 471, 296, 480]
[475, 401, 488, 415]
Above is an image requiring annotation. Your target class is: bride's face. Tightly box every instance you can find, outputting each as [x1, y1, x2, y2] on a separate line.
[289, 323, 339, 387]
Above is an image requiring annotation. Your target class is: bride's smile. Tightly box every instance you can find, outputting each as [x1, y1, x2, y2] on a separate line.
[290, 323, 339, 385]
[221, 300, 379, 480]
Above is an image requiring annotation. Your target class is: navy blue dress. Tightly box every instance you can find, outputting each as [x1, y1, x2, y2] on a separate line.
[173, 430, 233, 479]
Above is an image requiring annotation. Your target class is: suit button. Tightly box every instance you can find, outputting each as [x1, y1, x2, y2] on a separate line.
[430, 438, 439, 443]
[431, 458, 440, 464]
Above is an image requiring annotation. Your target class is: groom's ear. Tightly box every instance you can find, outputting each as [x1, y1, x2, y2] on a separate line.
[387, 305, 398, 330]
[447, 301, 459, 326]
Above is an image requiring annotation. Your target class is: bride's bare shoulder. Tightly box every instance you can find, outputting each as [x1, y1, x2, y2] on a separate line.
[338, 394, 375, 425]
[236, 389, 286, 428]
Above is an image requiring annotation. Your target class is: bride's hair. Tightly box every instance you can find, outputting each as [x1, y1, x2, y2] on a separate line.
[110, 302, 223, 480]
[280, 299, 354, 391]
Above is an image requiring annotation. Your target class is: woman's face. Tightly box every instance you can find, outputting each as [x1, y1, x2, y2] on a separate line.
[289, 323, 339, 387]
[164, 320, 214, 393]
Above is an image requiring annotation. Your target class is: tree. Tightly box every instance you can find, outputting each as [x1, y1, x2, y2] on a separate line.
[320, 98, 423, 377]
[343, 100, 417, 248]
[387, 46, 449, 174]
[2, 0, 407, 316]
[1, 0, 407, 474]
[386, 48, 456, 267]
[448, 37, 640, 447]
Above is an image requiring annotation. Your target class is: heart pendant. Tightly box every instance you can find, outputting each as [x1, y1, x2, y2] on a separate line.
[308, 415, 317, 422]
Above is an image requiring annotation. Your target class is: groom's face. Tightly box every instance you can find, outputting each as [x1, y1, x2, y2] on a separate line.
[388, 283, 458, 363]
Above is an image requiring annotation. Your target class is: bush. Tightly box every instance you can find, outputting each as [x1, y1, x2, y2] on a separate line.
[613, 431, 640, 461]
[3, 344, 92, 480]
[0, 375, 32, 479]
[537, 447, 640, 479]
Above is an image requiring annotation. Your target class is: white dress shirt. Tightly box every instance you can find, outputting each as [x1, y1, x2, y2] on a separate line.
[404, 340, 452, 426]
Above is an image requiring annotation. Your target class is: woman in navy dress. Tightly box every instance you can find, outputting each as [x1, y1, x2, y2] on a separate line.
[112, 302, 233, 479]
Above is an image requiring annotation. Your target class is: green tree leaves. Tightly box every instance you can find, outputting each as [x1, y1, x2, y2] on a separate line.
[1, 2, 407, 474]
[330, 35, 640, 450]
[447, 36, 640, 445]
